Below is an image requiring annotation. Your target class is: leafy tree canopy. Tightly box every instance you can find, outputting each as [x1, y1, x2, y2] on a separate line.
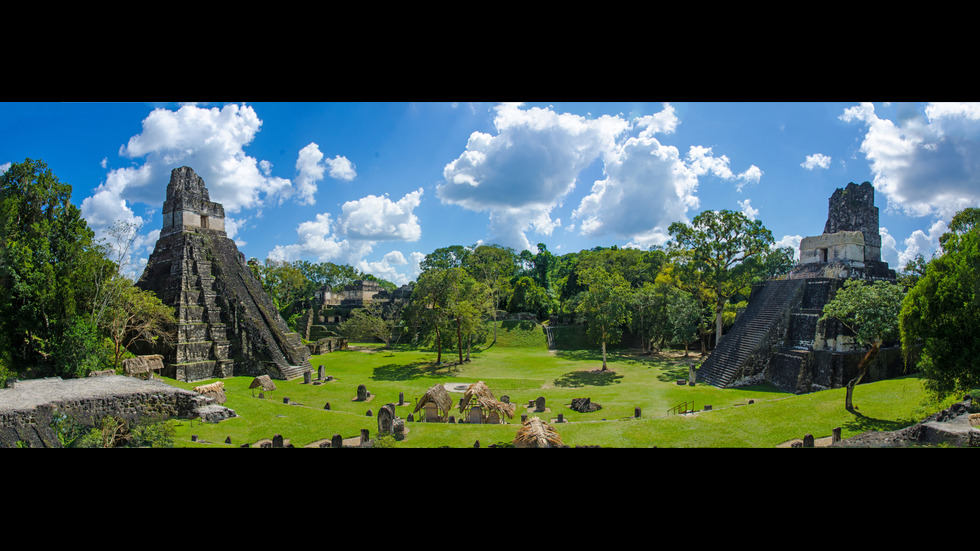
[900, 214, 980, 398]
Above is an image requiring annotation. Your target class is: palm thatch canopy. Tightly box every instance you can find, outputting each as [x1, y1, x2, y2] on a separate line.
[457, 381, 516, 419]
[413, 384, 453, 416]
[193, 381, 227, 404]
[122, 354, 164, 376]
[513, 417, 564, 448]
[249, 375, 277, 391]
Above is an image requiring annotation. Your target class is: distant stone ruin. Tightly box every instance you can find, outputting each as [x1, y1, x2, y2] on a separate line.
[697, 182, 903, 393]
[300, 280, 413, 342]
[135, 167, 312, 383]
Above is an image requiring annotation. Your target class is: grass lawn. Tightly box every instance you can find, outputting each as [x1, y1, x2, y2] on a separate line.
[164, 320, 958, 448]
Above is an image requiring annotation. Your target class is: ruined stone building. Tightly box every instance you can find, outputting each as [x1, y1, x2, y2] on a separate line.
[304, 280, 413, 340]
[696, 182, 903, 393]
[135, 167, 312, 382]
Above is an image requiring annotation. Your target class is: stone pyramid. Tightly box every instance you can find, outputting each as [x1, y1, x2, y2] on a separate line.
[136, 166, 312, 383]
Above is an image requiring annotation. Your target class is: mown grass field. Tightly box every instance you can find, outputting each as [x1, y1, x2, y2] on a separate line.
[164, 320, 958, 448]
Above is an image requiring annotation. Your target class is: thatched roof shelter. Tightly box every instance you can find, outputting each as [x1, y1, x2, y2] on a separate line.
[457, 381, 516, 420]
[249, 375, 277, 391]
[413, 384, 453, 417]
[513, 417, 564, 448]
[194, 381, 227, 404]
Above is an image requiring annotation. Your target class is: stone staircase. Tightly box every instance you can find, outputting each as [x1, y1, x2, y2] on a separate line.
[171, 249, 235, 382]
[696, 278, 804, 388]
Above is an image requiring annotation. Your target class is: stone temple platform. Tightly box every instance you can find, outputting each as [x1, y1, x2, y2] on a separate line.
[0, 376, 233, 447]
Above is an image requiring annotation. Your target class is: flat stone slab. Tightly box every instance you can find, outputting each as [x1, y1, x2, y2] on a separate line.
[0, 376, 198, 413]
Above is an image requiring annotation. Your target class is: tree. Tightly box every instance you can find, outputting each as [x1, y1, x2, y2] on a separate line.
[507, 276, 552, 319]
[661, 249, 718, 356]
[253, 260, 310, 316]
[897, 253, 929, 291]
[340, 300, 404, 348]
[0, 159, 106, 374]
[464, 244, 516, 344]
[420, 245, 471, 272]
[666, 287, 701, 359]
[575, 267, 632, 371]
[629, 282, 671, 354]
[668, 210, 775, 347]
[444, 268, 488, 363]
[408, 268, 453, 364]
[821, 279, 906, 410]
[103, 278, 176, 370]
[900, 215, 980, 398]
[755, 246, 796, 282]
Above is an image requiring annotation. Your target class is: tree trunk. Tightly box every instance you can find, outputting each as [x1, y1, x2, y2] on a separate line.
[601, 340, 607, 371]
[845, 345, 879, 411]
[435, 325, 442, 364]
[715, 299, 725, 347]
[492, 292, 498, 344]
[456, 319, 464, 364]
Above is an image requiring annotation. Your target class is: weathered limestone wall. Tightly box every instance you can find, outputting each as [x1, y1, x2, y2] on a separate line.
[160, 166, 227, 237]
[0, 376, 221, 448]
[799, 230, 866, 265]
[823, 181, 882, 263]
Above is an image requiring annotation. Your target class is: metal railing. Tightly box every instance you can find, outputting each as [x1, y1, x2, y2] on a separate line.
[667, 401, 696, 415]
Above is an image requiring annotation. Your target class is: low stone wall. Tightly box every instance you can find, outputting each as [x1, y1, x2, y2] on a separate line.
[0, 376, 227, 448]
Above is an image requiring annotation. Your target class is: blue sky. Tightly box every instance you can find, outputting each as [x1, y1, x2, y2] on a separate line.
[2, 101, 978, 285]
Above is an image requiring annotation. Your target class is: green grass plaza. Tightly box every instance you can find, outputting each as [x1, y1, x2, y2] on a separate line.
[165, 321, 956, 448]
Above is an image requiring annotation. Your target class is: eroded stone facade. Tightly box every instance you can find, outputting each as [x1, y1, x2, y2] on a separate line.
[136, 167, 312, 383]
[794, 181, 895, 281]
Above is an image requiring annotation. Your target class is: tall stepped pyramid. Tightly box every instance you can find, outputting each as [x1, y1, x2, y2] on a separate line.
[696, 182, 902, 393]
[136, 166, 312, 383]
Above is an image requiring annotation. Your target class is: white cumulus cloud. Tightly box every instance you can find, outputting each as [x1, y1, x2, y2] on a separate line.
[738, 199, 759, 221]
[775, 234, 803, 260]
[268, 188, 426, 284]
[437, 102, 630, 251]
[801, 153, 831, 170]
[841, 101, 980, 220]
[336, 189, 423, 242]
[572, 130, 699, 249]
[686, 145, 763, 192]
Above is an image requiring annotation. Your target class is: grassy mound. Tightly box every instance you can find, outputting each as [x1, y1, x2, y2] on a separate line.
[491, 320, 548, 349]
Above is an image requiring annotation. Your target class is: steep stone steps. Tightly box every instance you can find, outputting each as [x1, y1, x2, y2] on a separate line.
[697, 279, 804, 388]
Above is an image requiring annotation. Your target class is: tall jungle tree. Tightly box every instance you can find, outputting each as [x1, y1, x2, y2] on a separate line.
[464, 244, 516, 343]
[576, 267, 632, 371]
[668, 209, 775, 347]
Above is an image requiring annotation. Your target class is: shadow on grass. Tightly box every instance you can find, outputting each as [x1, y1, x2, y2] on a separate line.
[371, 361, 439, 382]
[554, 349, 612, 362]
[842, 409, 920, 435]
[553, 369, 624, 388]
